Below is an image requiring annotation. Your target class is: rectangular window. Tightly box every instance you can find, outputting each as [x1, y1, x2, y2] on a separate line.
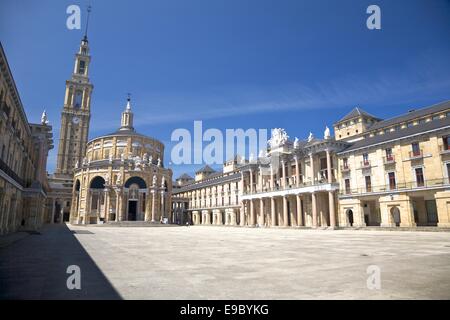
[343, 158, 348, 169]
[344, 179, 351, 194]
[74, 90, 83, 108]
[443, 136, 450, 150]
[385, 148, 393, 161]
[362, 153, 369, 166]
[388, 172, 396, 190]
[412, 142, 421, 156]
[365, 176, 372, 192]
[415, 167, 424, 187]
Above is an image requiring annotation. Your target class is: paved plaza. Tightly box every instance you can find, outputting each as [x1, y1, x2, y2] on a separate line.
[1, 224, 450, 299]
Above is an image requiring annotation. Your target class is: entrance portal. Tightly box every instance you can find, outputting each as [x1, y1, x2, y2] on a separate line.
[128, 200, 137, 221]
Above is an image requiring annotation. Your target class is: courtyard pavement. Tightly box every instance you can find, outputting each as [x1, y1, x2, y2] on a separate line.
[1, 223, 450, 299]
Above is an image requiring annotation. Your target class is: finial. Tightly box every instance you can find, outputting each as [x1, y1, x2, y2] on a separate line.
[83, 5, 92, 41]
[126, 93, 131, 111]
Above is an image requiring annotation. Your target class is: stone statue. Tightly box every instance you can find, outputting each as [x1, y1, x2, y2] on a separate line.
[161, 176, 165, 188]
[120, 153, 125, 162]
[308, 132, 314, 142]
[249, 153, 255, 163]
[134, 156, 142, 171]
[41, 110, 49, 125]
[82, 157, 87, 166]
[294, 137, 299, 148]
[268, 128, 289, 148]
[116, 173, 122, 184]
[324, 126, 331, 140]
[149, 155, 153, 165]
[157, 157, 161, 167]
[258, 149, 265, 158]
[143, 153, 148, 162]
[152, 175, 157, 186]
[105, 174, 110, 185]
[75, 160, 79, 168]
[109, 153, 113, 163]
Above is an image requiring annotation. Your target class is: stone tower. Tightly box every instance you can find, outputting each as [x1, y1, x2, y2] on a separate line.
[55, 36, 93, 175]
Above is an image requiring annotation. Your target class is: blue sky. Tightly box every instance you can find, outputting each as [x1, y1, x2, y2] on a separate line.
[1, 0, 449, 179]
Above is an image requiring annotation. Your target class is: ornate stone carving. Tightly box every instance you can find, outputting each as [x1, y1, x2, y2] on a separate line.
[268, 128, 289, 148]
[308, 132, 314, 142]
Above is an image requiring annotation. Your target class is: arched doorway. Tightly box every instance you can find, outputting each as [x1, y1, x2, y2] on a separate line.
[89, 176, 106, 223]
[346, 209, 354, 227]
[124, 176, 147, 221]
[390, 206, 401, 227]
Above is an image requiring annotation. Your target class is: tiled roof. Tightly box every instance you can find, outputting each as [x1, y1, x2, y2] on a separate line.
[365, 100, 450, 132]
[173, 172, 240, 193]
[339, 116, 450, 153]
[336, 107, 381, 124]
[195, 165, 216, 174]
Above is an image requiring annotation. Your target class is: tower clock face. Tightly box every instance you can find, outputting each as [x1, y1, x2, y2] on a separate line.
[72, 116, 80, 124]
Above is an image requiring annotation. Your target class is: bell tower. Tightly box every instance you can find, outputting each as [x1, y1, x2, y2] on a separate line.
[55, 11, 93, 176]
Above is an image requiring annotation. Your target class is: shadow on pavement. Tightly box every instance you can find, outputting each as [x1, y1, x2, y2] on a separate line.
[0, 223, 122, 299]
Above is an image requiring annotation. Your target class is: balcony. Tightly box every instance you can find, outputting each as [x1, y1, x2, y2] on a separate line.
[408, 149, 423, 160]
[340, 164, 350, 173]
[440, 145, 450, 155]
[383, 155, 395, 165]
[339, 178, 449, 196]
[360, 160, 371, 169]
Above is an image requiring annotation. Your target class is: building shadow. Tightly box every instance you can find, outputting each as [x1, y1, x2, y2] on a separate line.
[0, 223, 122, 299]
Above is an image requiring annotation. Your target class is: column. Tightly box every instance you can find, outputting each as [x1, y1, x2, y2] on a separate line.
[151, 189, 156, 222]
[259, 198, 264, 226]
[296, 194, 303, 227]
[271, 197, 276, 226]
[60, 205, 64, 224]
[249, 169, 254, 193]
[259, 167, 263, 192]
[270, 164, 274, 190]
[281, 161, 286, 189]
[51, 199, 56, 224]
[239, 171, 245, 195]
[104, 189, 109, 222]
[283, 196, 288, 226]
[309, 153, 315, 184]
[160, 191, 165, 222]
[312, 192, 318, 228]
[249, 199, 255, 226]
[239, 203, 245, 226]
[328, 191, 336, 228]
[295, 156, 300, 187]
[115, 190, 120, 222]
[326, 149, 332, 183]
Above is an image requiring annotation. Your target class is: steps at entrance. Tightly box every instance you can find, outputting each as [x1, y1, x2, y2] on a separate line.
[92, 221, 179, 227]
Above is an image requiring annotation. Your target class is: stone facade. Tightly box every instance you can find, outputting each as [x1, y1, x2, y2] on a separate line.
[0, 42, 53, 235]
[173, 101, 450, 229]
[70, 98, 172, 224]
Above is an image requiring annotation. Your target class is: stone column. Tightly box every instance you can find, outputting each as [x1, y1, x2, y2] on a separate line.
[249, 199, 255, 226]
[151, 189, 156, 222]
[249, 169, 254, 193]
[60, 205, 64, 224]
[283, 196, 289, 226]
[312, 192, 318, 228]
[239, 203, 245, 226]
[104, 189, 109, 222]
[295, 156, 300, 187]
[259, 167, 263, 192]
[271, 197, 276, 226]
[259, 198, 264, 226]
[51, 199, 56, 224]
[270, 164, 274, 190]
[328, 191, 336, 228]
[281, 161, 286, 189]
[309, 153, 315, 184]
[326, 149, 332, 183]
[296, 194, 303, 226]
[160, 191, 165, 222]
[115, 190, 120, 222]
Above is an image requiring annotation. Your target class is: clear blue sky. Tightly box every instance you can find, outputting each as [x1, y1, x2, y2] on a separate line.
[1, 0, 449, 178]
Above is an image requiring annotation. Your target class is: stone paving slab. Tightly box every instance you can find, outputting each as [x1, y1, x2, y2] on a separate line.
[1, 224, 450, 299]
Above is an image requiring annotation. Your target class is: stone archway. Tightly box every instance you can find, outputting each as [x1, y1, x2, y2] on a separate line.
[124, 176, 147, 221]
[390, 206, 401, 227]
[89, 176, 106, 224]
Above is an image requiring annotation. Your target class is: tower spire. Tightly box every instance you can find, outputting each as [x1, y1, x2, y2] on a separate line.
[83, 5, 92, 41]
[120, 94, 134, 131]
